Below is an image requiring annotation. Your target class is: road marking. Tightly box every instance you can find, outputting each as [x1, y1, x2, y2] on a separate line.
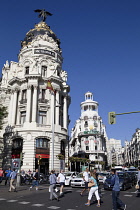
[124, 195, 133, 197]
[47, 206, 60, 209]
[32, 204, 45, 207]
[7, 200, 18, 202]
[0, 198, 6, 201]
[19, 201, 30, 204]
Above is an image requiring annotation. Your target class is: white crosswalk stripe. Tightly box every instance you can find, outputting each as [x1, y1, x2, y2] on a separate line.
[0, 198, 6, 201]
[47, 206, 60, 209]
[7, 200, 18, 202]
[32, 204, 45, 207]
[19, 201, 30, 204]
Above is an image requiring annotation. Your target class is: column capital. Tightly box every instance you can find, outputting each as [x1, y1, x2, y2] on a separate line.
[33, 85, 38, 90]
[27, 85, 32, 90]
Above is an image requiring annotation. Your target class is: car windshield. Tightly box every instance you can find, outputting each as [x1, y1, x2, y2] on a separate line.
[76, 173, 83, 178]
[64, 173, 72, 177]
[117, 173, 124, 178]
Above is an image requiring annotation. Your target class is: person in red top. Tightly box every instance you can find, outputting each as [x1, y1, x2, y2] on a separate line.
[0, 167, 4, 183]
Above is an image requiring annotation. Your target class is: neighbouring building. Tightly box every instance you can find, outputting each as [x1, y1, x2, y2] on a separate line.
[69, 92, 107, 171]
[106, 138, 124, 167]
[123, 128, 140, 167]
[0, 11, 71, 174]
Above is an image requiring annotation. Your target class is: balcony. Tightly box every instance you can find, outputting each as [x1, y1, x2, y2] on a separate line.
[38, 98, 48, 104]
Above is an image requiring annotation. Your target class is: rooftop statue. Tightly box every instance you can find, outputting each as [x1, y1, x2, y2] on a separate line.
[34, 9, 53, 22]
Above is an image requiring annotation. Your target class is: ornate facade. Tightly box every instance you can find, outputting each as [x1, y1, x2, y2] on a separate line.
[69, 92, 107, 171]
[0, 16, 70, 173]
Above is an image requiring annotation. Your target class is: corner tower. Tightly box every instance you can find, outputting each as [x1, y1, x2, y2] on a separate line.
[0, 10, 71, 173]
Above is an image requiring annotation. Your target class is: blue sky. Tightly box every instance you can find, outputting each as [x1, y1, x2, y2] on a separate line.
[0, 0, 140, 145]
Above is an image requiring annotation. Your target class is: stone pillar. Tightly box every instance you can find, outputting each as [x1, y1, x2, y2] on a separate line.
[32, 86, 38, 122]
[8, 90, 14, 125]
[11, 89, 18, 125]
[63, 96, 67, 129]
[55, 90, 59, 125]
[16, 90, 22, 125]
[26, 85, 32, 122]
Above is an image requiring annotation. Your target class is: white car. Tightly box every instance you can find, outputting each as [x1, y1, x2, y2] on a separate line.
[98, 172, 109, 183]
[64, 172, 79, 186]
[71, 173, 85, 188]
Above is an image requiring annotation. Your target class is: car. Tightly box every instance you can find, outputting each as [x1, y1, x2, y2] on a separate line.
[71, 173, 85, 187]
[104, 172, 133, 191]
[56, 171, 79, 186]
[126, 171, 137, 186]
[64, 171, 79, 186]
[97, 172, 109, 183]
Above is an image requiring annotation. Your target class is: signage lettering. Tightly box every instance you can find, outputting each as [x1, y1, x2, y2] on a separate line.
[34, 49, 55, 57]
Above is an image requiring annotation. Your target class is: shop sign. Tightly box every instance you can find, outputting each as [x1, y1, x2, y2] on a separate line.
[36, 154, 50, 158]
[84, 130, 99, 134]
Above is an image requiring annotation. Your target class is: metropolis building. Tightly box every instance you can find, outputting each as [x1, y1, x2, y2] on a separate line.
[69, 92, 107, 171]
[0, 12, 70, 174]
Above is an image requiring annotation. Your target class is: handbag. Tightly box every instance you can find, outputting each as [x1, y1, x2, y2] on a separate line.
[135, 181, 139, 190]
[88, 182, 95, 188]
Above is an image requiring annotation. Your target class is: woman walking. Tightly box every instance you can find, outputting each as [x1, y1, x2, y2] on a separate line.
[85, 170, 100, 207]
[49, 170, 59, 201]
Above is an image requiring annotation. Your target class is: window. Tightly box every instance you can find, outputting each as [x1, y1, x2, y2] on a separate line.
[86, 146, 89, 151]
[22, 90, 27, 100]
[38, 111, 46, 124]
[95, 155, 98, 159]
[95, 145, 97, 150]
[84, 121, 88, 127]
[84, 116, 88, 120]
[84, 106, 88, 111]
[20, 111, 26, 124]
[42, 89, 46, 100]
[25, 66, 29, 74]
[42, 66, 47, 77]
[36, 138, 49, 148]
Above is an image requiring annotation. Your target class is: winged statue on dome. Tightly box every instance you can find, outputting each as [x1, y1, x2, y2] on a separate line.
[34, 9, 52, 22]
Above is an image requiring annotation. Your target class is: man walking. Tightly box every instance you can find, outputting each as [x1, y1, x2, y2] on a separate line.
[58, 170, 65, 196]
[5, 167, 12, 186]
[49, 170, 59, 201]
[80, 167, 89, 196]
[136, 167, 140, 197]
[29, 168, 39, 191]
[111, 169, 126, 210]
[9, 168, 17, 192]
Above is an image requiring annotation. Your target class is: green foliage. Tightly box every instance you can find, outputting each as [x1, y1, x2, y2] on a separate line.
[56, 154, 65, 160]
[68, 156, 90, 163]
[0, 105, 8, 130]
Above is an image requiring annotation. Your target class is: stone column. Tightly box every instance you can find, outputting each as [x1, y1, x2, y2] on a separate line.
[26, 85, 32, 122]
[8, 90, 14, 125]
[16, 90, 22, 125]
[55, 90, 59, 125]
[32, 86, 38, 122]
[63, 96, 67, 129]
[11, 89, 18, 125]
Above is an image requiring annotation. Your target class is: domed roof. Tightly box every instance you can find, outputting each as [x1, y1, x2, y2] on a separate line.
[21, 21, 60, 48]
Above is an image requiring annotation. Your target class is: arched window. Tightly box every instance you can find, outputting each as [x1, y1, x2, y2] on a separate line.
[25, 66, 29, 74]
[36, 138, 49, 148]
[42, 66, 47, 77]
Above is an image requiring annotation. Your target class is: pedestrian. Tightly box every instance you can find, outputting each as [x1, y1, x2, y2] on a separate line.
[49, 170, 59, 201]
[111, 169, 126, 210]
[0, 167, 4, 183]
[85, 170, 101, 207]
[80, 167, 90, 196]
[136, 166, 140, 197]
[29, 168, 39, 191]
[9, 168, 17, 192]
[57, 170, 65, 196]
[5, 167, 12, 186]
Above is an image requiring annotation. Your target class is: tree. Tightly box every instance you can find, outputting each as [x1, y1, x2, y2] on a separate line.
[0, 105, 8, 130]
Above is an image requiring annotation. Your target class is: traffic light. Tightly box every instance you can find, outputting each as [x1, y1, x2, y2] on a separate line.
[108, 112, 116, 124]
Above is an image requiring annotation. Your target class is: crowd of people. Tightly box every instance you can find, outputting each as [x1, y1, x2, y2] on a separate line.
[0, 166, 140, 210]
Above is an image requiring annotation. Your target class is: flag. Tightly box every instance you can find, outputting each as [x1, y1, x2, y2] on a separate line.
[46, 80, 55, 92]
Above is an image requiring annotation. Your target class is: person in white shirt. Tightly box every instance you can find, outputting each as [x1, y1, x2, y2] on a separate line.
[58, 170, 65, 195]
[80, 167, 90, 196]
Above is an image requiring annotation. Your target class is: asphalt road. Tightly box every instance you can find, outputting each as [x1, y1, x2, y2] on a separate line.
[0, 183, 140, 210]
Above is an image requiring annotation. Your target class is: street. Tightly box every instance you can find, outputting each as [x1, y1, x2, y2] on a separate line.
[0, 183, 139, 210]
